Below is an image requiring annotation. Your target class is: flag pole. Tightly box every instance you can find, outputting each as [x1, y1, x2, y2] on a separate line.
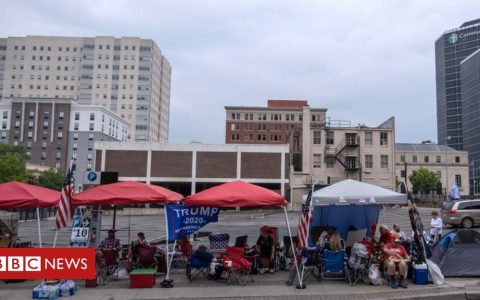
[36, 207, 42, 248]
[299, 184, 314, 288]
[52, 230, 58, 248]
[283, 206, 301, 287]
[161, 204, 174, 288]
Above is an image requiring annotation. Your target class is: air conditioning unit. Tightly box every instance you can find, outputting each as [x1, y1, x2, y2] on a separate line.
[311, 175, 328, 185]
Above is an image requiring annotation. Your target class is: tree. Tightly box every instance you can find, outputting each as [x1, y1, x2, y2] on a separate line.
[34, 168, 65, 191]
[0, 143, 28, 183]
[409, 168, 440, 194]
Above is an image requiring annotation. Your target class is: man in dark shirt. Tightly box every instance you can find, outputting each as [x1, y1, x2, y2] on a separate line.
[256, 230, 275, 273]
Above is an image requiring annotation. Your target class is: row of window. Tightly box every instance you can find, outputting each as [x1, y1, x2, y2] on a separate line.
[399, 154, 461, 164]
[231, 112, 304, 122]
[231, 134, 283, 142]
[14, 110, 65, 120]
[313, 131, 388, 146]
[312, 154, 390, 169]
[230, 123, 289, 131]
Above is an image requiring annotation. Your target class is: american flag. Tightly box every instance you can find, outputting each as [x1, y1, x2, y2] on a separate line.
[297, 186, 313, 249]
[55, 164, 75, 230]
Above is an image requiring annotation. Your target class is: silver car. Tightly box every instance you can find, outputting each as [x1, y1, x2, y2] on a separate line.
[441, 199, 480, 229]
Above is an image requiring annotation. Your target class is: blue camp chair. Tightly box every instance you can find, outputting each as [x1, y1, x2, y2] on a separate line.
[320, 249, 351, 284]
[186, 257, 211, 282]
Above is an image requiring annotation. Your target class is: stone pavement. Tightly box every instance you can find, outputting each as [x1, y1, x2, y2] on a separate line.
[2, 271, 480, 300]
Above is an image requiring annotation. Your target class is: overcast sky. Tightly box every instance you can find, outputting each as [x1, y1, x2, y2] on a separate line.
[1, 1, 479, 144]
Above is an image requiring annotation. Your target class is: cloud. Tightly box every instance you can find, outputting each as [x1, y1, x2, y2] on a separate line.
[1, 0, 479, 144]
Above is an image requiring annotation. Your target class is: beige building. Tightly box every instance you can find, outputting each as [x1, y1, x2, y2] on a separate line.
[395, 143, 470, 196]
[0, 36, 171, 142]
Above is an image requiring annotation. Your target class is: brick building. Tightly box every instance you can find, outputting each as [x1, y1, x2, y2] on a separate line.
[93, 142, 289, 198]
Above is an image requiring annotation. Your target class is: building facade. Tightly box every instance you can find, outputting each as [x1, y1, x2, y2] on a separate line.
[460, 49, 480, 195]
[93, 142, 289, 199]
[0, 98, 128, 178]
[395, 143, 470, 196]
[435, 18, 480, 150]
[225, 100, 327, 144]
[0, 36, 171, 142]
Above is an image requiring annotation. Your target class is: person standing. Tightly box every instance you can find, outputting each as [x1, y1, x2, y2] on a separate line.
[430, 211, 443, 243]
[256, 230, 275, 274]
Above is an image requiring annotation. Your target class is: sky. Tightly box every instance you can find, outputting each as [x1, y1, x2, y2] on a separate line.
[1, 0, 479, 144]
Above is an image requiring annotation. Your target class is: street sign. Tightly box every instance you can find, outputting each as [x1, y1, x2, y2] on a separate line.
[84, 171, 101, 185]
[70, 216, 90, 247]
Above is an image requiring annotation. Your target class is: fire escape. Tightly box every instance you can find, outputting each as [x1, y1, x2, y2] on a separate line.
[334, 133, 361, 172]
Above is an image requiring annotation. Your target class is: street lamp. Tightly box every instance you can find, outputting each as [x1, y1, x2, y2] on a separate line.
[471, 161, 477, 196]
[445, 136, 451, 198]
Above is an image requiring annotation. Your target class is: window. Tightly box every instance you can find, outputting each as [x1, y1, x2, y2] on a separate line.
[56, 152, 61, 159]
[73, 133, 78, 140]
[424, 156, 429, 163]
[29, 111, 35, 118]
[313, 131, 321, 144]
[74, 123, 79, 130]
[436, 156, 441, 163]
[57, 132, 63, 139]
[41, 152, 46, 159]
[231, 134, 240, 141]
[27, 141, 32, 149]
[27, 131, 33, 138]
[400, 170, 406, 178]
[2, 111, 7, 119]
[90, 113, 95, 121]
[89, 123, 94, 131]
[313, 154, 321, 168]
[88, 133, 94, 140]
[380, 155, 388, 169]
[380, 132, 388, 146]
[43, 121, 48, 129]
[87, 153, 93, 160]
[73, 143, 78, 150]
[28, 121, 33, 128]
[87, 163, 92, 171]
[15, 121, 20, 128]
[436, 171, 441, 178]
[88, 143, 93, 150]
[365, 155, 373, 169]
[400, 155, 405, 163]
[59, 112, 64, 119]
[455, 175, 462, 187]
[42, 141, 47, 149]
[72, 153, 77, 159]
[412, 155, 417, 163]
[326, 131, 334, 145]
[364, 132, 372, 145]
[455, 156, 460, 163]
[74, 113, 80, 120]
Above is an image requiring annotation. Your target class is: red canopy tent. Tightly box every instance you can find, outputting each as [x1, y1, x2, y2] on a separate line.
[0, 181, 61, 248]
[184, 180, 287, 207]
[72, 181, 183, 206]
[0, 181, 60, 208]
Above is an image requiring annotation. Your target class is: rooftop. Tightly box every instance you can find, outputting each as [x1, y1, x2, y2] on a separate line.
[395, 143, 459, 152]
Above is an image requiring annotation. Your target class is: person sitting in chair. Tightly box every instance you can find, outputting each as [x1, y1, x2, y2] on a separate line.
[99, 229, 121, 253]
[128, 232, 150, 269]
[256, 229, 275, 274]
[383, 236, 410, 289]
[316, 226, 336, 249]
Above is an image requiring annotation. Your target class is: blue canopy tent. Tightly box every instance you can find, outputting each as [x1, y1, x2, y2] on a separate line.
[304, 179, 408, 242]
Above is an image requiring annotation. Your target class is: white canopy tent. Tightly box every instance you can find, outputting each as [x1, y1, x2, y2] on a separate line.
[304, 179, 408, 205]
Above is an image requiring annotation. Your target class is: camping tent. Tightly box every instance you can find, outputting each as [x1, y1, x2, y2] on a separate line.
[0, 181, 61, 248]
[430, 229, 480, 277]
[307, 179, 407, 205]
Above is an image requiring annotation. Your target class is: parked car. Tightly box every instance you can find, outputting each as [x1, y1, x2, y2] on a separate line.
[441, 199, 480, 229]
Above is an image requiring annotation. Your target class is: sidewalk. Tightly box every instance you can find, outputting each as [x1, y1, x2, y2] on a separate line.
[2, 272, 480, 300]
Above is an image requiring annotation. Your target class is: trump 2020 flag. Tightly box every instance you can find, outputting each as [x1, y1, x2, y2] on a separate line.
[165, 204, 220, 241]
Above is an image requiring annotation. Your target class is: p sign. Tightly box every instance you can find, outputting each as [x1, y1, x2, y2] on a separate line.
[84, 171, 100, 184]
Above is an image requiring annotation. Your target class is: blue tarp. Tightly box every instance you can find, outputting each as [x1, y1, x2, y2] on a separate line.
[310, 204, 381, 239]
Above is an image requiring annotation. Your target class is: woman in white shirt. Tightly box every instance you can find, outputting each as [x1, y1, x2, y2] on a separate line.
[430, 211, 443, 243]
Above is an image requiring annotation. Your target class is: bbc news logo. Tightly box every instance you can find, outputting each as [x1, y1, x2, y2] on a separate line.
[0, 248, 95, 279]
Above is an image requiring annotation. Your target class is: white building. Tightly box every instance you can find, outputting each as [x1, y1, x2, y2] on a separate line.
[395, 143, 470, 196]
[0, 36, 171, 142]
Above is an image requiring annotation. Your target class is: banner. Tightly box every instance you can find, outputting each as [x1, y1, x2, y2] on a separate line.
[165, 204, 220, 241]
[0, 248, 96, 279]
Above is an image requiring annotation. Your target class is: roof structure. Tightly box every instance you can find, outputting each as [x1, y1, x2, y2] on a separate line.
[395, 143, 458, 152]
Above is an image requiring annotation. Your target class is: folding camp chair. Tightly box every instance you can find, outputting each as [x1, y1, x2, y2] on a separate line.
[138, 246, 157, 269]
[347, 243, 370, 286]
[223, 246, 253, 286]
[286, 246, 321, 286]
[234, 235, 248, 248]
[320, 249, 351, 284]
[99, 249, 119, 284]
[186, 256, 211, 282]
[209, 233, 229, 255]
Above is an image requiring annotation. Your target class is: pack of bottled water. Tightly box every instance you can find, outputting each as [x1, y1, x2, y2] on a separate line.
[32, 280, 77, 299]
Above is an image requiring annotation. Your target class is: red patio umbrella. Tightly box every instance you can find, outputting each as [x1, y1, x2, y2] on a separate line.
[71, 181, 183, 206]
[184, 180, 287, 207]
[0, 181, 60, 208]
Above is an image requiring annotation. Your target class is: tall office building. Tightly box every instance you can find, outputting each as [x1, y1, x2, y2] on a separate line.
[0, 36, 171, 142]
[460, 49, 480, 194]
[435, 19, 480, 150]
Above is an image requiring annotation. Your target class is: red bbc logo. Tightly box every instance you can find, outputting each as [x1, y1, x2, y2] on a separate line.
[0, 256, 41, 271]
[0, 248, 96, 280]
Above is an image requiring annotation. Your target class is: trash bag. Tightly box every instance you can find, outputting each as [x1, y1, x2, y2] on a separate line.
[368, 264, 384, 286]
[426, 259, 444, 285]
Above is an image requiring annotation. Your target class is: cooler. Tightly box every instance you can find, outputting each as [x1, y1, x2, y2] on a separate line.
[130, 268, 157, 288]
[413, 263, 428, 285]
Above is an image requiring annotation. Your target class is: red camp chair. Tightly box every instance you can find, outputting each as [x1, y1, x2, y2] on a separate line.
[138, 246, 157, 269]
[99, 249, 119, 284]
[223, 246, 253, 286]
